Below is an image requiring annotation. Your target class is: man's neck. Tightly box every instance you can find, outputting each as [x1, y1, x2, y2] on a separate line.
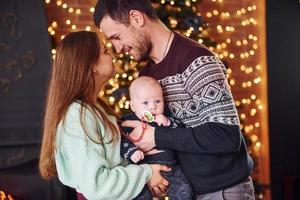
[148, 21, 174, 64]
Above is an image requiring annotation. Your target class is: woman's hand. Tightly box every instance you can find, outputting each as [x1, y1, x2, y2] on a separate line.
[148, 164, 171, 197]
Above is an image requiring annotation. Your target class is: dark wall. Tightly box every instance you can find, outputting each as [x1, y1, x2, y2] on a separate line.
[266, 0, 300, 199]
[0, 0, 75, 199]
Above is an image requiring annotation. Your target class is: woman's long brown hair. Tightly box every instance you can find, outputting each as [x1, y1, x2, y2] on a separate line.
[39, 31, 118, 180]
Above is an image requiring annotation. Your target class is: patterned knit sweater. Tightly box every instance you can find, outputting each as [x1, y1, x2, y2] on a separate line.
[140, 32, 253, 194]
[55, 102, 152, 200]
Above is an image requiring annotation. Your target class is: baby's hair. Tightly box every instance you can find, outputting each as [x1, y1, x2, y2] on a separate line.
[129, 76, 161, 99]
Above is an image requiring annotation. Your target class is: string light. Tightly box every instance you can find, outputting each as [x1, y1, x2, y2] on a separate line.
[198, 2, 268, 196]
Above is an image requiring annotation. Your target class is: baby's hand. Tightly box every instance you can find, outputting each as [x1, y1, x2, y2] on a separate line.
[130, 150, 145, 163]
[154, 114, 170, 126]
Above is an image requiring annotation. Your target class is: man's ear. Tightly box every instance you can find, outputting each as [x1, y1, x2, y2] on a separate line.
[129, 10, 145, 27]
[129, 100, 136, 112]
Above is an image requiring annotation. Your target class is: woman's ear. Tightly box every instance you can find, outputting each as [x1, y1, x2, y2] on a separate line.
[92, 67, 98, 75]
[129, 10, 145, 27]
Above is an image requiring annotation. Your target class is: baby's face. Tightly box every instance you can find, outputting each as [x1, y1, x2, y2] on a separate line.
[130, 88, 164, 120]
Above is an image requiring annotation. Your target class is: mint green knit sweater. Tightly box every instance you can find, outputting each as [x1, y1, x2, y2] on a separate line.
[55, 102, 152, 200]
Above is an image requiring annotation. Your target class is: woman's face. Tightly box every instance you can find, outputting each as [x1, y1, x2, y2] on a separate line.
[94, 41, 115, 83]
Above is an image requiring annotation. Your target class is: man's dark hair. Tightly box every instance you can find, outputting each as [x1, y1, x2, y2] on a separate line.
[93, 0, 158, 27]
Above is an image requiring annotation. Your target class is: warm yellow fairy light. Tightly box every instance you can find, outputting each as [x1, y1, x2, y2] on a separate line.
[240, 65, 246, 71]
[90, 7, 95, 13]
[76, 9, 81, 14]
[250, 108, 257, 116]
[256, 65, 261, 70]
[255, 142, 261, 148]
[251, 95, 256, 100]
[56, 1, 62, 6]
[66, 19, 71, 25]
[51, 49, 56, 54]
[50, 30, 55, 35]
[62, 3, 67, 9]
[240, 113, 246, 119]
[185, 0, 191, 7]
[251, 135, 258, 142]
[170, 19, 178, 28]
[46, 0, 51, 4]
[71, 25, 76, 30]
[51, 21, 58, 28]
[206, 12, 212, 17]
[85, 26, 91, 31]
[213, 10, 219, 15]
[109, 97, 115, 103]
[60, 35, 65, 40]
[68, 8, 74, 13]
[170, 1, 175, 5]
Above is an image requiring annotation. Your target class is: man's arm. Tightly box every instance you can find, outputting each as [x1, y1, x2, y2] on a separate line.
[121, 120, 242, 154]
[155, 122, 242, 153]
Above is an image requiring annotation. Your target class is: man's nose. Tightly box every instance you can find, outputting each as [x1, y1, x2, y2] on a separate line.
[111, 41, 123, 54]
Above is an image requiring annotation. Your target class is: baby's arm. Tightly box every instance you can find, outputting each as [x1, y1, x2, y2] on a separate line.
[130, 150, 145, 163]
[121, 133, 138, 160]
[154, 114, 185, 128]
[154, 114, 171, 126]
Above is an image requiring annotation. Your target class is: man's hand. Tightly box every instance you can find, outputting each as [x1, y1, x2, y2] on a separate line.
[130, 150, 144, 163]
[121, 120, 156, 152]
[148, 164, 171, 197]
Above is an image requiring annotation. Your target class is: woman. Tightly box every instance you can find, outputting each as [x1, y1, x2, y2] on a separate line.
[39, 31, 169, 200]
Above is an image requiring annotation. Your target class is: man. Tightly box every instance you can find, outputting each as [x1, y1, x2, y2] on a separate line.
[94, 0, 255, 199]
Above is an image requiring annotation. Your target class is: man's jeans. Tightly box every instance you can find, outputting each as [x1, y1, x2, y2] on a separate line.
[196, 177, 255, 200]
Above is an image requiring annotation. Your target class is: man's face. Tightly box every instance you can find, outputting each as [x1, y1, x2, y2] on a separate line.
[99, 15, 152, 61]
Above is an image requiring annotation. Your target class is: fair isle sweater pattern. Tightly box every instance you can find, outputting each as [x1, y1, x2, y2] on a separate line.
[159, 55, 240, 128]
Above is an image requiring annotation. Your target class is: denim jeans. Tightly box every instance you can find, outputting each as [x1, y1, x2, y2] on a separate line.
[134, 165, 194, 200]
[196, 177, 255, 200]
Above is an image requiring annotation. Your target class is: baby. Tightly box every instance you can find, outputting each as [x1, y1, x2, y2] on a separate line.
[120, 76, 193, 200]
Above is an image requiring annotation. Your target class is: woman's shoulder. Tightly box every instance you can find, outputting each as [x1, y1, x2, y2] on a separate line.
[66, 101, 93, 120]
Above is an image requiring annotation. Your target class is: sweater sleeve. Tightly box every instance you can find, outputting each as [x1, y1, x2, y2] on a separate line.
[55, 103, 152, 200]
[155, 122, 242, 154]
[155, 48, 242, 154]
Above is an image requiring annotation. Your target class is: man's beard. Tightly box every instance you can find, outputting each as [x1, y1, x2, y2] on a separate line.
[132, 29, 152, 62]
